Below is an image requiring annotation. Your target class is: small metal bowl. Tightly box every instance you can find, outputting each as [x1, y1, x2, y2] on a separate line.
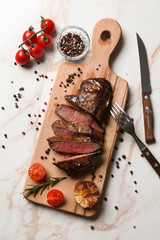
[56, 26, 90, 61]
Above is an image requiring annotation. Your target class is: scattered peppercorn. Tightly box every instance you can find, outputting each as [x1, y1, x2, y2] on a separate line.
[36, 78, 39, 81]
[36, 127, 39, 131]
[4, 134, 8, 139]
[45, 75, 48, 79]
[34, 71, 38, 74]
[28, 114, 31, 117]
[130, 170, 134, 175]
[111, 174, 114, 178]
[38, 114, 41, 117]
[122, 154, 126, 159]
[57, 104, 59, 106]
[1, 107, 5, 110]
[54, 97, 57, 100]
[40, 156, 44, 160]
[133, 226, 136, 229]
[90, 225, 95, 230]
[77, 74, 80, 77]
[128, 161, 131, 165]
[96, 68, 99, 70]
[45, 148, 50, 155]
[38, 122, 41, 125]
[45, 156, 47, 159]
[134, 181, 137, 185]
[52, 158, 56, 161]
[14, 62, 17, 65]
[115, 206, 119, 210]
[99, 175, 103, 179]
[135, 190, 138, 193]
[37, 62, 40, 64]
[119, 137, 124, 142]
[104, 197, 107, 201]
[118, 157, 121, 161]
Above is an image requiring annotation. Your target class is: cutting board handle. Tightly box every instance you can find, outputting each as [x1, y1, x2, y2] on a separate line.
[90, 18, 122, 66]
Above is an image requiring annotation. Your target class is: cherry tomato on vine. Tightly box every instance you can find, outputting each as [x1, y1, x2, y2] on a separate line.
[22, 27, 37, 46]
[15, 49, 30, 65]
[47, 189, 64, 206]
[37, 33, 52, 48]
[28, 163, 46, 181]
[40, 17, 55, 34]
[29, 44, 43, 59]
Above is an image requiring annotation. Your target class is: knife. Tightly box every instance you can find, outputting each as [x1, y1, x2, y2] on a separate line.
[136, 33, 155, 143]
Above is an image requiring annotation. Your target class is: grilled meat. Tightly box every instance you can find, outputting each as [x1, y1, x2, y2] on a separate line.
[53, 152, 101, 176]
[51, 120, 103, 140]
[47, 136, 102, 154]
[65, 78, 112, 122]
[55, 104, 103, 132]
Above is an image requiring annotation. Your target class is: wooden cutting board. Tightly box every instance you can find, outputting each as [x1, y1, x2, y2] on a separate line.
[23, 18, 128, 217]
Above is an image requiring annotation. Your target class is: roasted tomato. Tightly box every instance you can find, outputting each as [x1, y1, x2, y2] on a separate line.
[47, 189, 64, 206]
[28, 163, 46, 181]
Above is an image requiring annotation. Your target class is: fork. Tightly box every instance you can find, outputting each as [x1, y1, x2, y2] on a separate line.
[110, 102, 160, 178]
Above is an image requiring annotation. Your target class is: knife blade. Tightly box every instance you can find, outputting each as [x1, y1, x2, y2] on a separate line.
[136, 33, 155, 143]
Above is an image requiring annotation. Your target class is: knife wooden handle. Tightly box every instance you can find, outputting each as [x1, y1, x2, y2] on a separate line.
[142, 92, 155, 143]
[141, 147, 160, 177]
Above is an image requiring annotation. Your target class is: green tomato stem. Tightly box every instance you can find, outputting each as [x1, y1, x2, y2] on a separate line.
[19, 26, 47, 48]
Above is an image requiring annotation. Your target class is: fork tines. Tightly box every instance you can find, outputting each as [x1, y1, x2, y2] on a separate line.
[110, 102, 131, 127]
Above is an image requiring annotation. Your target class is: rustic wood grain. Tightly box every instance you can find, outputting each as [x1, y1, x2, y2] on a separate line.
[23, 18, 128, 217]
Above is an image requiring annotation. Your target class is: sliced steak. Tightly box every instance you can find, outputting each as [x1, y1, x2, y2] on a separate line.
[65, 78, 113, 121]
[53, 152, 101, 176]
[51, 120, 103, 140]
[47, 136, 102, 154]
[55, 104, 103, 132]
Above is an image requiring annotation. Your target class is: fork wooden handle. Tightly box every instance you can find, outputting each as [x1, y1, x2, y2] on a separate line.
[141, 147, 160, 177]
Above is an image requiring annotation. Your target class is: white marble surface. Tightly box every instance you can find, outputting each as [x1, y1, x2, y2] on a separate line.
[0, 0, 160, 239]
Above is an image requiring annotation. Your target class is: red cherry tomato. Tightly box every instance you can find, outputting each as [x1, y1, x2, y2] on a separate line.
[23, 29, 37, 46]
[47, 189, 64, 206]
[15, 49, 30, 65]
[40, 17, 55, 34]
[29, 44, 43, 59]
[28, 163, 46, 181]
[37, 33, 52, 48]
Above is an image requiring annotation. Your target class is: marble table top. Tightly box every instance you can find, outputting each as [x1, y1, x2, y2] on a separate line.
[0, 0, 160, 239]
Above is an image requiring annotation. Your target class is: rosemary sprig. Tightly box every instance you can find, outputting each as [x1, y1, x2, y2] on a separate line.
[23, 177, 66, 198]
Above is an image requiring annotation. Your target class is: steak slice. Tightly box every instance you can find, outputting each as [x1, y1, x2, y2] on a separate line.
[51, 120, 103, 140]
[55, 104, 103, 132]
[47, 136, 102, 154]
[65, 78, 113, 121]
[53, 152, 101, 176]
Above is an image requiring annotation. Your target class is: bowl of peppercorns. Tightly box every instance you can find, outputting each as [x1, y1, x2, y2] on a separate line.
[56, 26, 90, 61]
